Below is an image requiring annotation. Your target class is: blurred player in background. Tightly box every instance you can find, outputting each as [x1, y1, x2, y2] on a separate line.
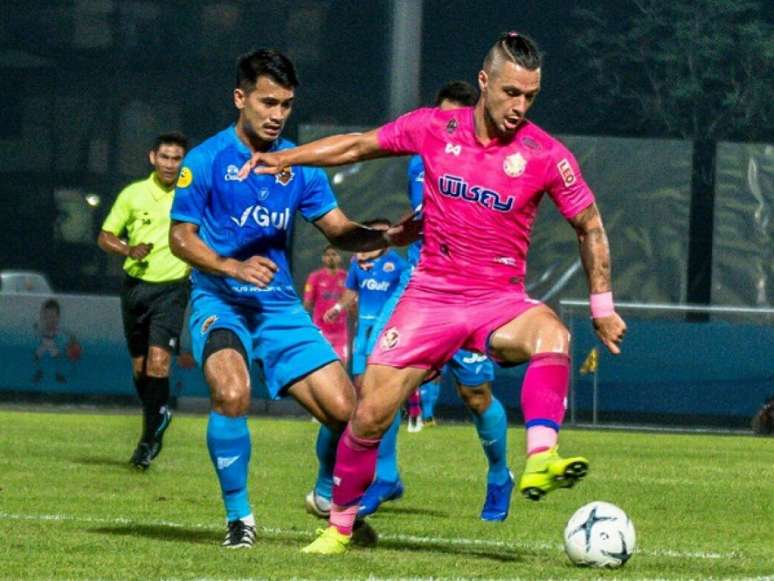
[303, 246, 349, 367]
[341, 221, 409, 387]
[243, 32, 626, 555]
[168, 49, 415, 548]
[405, 388, 423, 432]
[357, 81, 513, 522]
[98, 132, 190, 470]
[305, 219, 408, 518]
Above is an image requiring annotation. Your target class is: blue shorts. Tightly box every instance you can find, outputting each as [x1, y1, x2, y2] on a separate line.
[447, 349, 496, 386]
[365, 269, 412, 356]
[189, 289, 338, 399]
[352, 318, 377, 376]
[366, 269, 495, 386]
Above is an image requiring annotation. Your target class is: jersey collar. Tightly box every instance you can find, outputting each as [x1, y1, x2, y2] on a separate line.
[149, 172, 174, 200]
[468, 107, 521, 149]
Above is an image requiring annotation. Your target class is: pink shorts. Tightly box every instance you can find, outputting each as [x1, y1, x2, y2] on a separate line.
[369, 273, 541, 371]
[324, 332, 349, 365]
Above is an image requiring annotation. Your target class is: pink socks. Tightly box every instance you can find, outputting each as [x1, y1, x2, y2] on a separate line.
[407, 389, 421, 418]
[330, 424, 380, 535]
[521, 352, 570, 456]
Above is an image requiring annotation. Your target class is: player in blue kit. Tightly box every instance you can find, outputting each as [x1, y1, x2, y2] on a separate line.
[357, 81, 515, 522]
[169, 49, 416, 548]
[344, 224, 409, 384]
[305, 219, 408, 517]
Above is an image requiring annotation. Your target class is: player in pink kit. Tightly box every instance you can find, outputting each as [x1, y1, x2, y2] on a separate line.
[242, 32, 627, 554]
[304, 246, 349, 367]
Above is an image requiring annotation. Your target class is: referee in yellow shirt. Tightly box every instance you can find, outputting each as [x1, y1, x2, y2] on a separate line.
[98, 132, 190, 470]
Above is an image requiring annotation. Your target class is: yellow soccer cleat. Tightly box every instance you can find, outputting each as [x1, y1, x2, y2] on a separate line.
[518, 446, 589, 501]
[301, 526, 351, 555]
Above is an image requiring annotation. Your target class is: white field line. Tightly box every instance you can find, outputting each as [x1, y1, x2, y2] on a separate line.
[0, 511, 746, 562]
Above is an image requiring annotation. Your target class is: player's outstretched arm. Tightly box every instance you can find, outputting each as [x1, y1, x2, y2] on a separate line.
[568, 203, 627, 355]
[388, 209, 423, 247]
[314, 209, 389, 252]
[169, 221, 278, 288]
[314, 209, 420, 252]
[239, 129, 387, 178]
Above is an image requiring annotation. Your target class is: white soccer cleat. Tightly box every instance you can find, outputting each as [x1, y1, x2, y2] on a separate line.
[407, 416, 423, 433]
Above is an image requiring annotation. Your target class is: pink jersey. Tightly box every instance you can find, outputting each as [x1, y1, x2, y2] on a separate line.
[304, 268, 348, 336]
[377, 107, 595, 292]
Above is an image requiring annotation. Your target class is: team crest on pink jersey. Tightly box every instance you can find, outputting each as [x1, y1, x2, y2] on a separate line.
[446, 118, 458, 134]
[381, 327, 400, 350]
[503, 153, 527, 177]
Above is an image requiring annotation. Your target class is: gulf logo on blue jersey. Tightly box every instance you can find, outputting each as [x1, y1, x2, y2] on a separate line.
[346, 250, 409, 320]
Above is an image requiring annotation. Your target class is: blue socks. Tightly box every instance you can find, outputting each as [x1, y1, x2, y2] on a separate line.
[470, 396, 510, 484]
[318, 415, 401, 492]
[420, 381, 440, 419]
[374, 412, 401, 483]
[207, 411, 252, 521]
[313, 424, 340, 499]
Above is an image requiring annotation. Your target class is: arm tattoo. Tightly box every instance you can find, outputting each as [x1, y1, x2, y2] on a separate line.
[570, 204, 612, 294]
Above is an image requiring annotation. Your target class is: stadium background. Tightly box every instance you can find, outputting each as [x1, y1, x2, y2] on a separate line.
[0, 0, 772, 428]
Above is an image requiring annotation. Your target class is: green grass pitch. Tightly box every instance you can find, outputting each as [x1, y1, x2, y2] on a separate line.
[1, 409, 772, 579]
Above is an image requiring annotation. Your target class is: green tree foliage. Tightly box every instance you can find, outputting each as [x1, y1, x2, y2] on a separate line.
[573, 0, 773, 141]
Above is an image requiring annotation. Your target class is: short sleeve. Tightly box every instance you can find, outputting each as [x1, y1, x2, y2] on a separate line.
[345, 262, 359, 290]
[170, 149, 212, 225]
[545, 147, 596, 220]
[299, 168, 338, 222]
[377, 107, 435, 155]
[407, 155, 425, 213]
[101, 187, 132, 235]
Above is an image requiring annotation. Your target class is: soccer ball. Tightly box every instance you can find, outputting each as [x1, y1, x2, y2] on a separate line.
[563, 501, 636, 568]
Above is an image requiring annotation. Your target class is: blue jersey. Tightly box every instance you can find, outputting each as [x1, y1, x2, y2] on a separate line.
[346, 249, 408, 321]
[406, 155, 425, 266]
[171, 126, 337, 306]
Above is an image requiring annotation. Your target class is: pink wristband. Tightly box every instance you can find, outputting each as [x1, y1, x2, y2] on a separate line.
[590, 291, 615, 318]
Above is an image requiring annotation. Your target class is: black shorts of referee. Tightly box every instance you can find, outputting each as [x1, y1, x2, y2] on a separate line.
[120, 274, 190, 357]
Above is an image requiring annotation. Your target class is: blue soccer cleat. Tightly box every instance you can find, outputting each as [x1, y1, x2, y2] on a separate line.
[480, 471, 515, 522]
[357, 479, 404, 517]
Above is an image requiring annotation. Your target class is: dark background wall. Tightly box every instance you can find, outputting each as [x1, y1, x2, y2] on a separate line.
[0, 0, 771, 303]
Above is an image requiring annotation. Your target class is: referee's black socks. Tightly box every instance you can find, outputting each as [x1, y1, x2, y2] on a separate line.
[132, 374, 148, 402]
[142, 376, 171, 443]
